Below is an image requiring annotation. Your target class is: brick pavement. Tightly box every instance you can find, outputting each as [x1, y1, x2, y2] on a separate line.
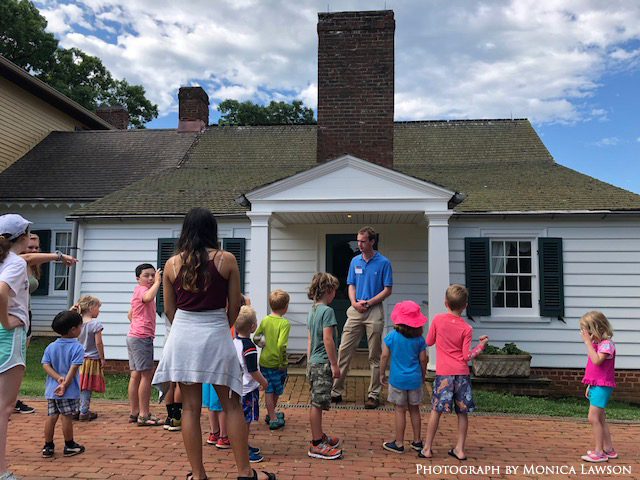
[7, 375, 640, 480]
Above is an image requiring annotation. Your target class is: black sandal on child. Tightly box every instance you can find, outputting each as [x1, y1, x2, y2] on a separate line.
[237, 469, 277, 480]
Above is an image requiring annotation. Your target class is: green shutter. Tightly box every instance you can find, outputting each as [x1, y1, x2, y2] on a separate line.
[156, 238, 178, 314]
[539, 237, 564, 318]
[31, 229, 51, 296]
[465, 237, 491, 316]
[223, 238, 246, 292]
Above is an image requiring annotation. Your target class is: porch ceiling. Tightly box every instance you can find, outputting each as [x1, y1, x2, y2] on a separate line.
[275, 211, 425, 225]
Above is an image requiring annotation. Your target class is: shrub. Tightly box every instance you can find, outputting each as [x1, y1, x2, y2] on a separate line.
[482, 342, 529, 355]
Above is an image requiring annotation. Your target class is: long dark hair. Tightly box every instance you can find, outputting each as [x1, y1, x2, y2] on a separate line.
[176, 208, 219, 292]
[395, 324, 423, 338]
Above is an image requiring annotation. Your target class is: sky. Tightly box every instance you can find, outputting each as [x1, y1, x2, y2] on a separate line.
[33, 0, 640, 194]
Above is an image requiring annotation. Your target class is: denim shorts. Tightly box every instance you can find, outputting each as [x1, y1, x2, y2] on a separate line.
[431, 375, 475, 414]
[588, 385, 613, 409]
[261, 366, 288, 395]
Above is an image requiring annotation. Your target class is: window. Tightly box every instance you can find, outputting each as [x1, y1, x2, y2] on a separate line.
[490, 240, 534, 311]
[53, 231, 72, 291]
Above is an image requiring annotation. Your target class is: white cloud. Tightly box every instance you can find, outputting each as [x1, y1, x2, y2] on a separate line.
[594, 137, 619, 147]
[35, 0, 640, 123]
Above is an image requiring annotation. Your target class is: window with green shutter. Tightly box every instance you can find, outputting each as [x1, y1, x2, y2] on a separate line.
[538, 237, 564, 319]
[156, 238, 177, 314]
[223, 238, 246, 292]
[464, 238, 491, 316]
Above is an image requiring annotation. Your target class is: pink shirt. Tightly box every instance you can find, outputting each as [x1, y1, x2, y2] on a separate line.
[582, 340, 616, 388]
[128, 285, 156, 338]
[426, 313, 484, 375]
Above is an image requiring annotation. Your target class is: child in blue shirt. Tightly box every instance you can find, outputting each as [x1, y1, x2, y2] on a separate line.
[379, 301, 428, 454]
[41, 311, 86, 458]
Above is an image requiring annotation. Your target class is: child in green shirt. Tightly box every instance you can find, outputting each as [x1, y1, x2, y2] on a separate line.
[255, 289, 291, 430]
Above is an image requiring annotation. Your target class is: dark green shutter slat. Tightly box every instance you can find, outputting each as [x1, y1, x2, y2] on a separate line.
[156, 238, 177, 314]
[465, 237, 491, 316]
[32, 230, 51, 296]
[223, 238, 246, 292]
[539, 237, 564, 317]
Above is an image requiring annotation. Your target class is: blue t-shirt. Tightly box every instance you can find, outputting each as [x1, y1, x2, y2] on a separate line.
[384, 330, 426, 390]
[347, 252, 393, 301]
[42, 338, 85, 399]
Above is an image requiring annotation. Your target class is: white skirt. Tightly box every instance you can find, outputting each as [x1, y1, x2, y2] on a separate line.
[152, 309, 242, 398]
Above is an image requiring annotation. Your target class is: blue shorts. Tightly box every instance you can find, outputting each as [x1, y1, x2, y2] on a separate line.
[432, 375, 475, 414]
[202, 384, 222, 412]
[588, 385, 613, 409]
[242, 388, 259, 423]
[261, 367, 287, 395]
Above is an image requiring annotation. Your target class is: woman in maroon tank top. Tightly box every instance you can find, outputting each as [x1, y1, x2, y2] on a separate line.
[152, 208, 276, 480]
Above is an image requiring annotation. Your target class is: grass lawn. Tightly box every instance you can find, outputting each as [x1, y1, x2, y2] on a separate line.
[21, 337, 639, 421]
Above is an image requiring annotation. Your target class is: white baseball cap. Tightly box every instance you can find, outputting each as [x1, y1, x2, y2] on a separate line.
[0, 214, 32, 240]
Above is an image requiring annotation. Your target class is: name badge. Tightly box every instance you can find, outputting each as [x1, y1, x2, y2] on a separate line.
[355, 266, 363, 274]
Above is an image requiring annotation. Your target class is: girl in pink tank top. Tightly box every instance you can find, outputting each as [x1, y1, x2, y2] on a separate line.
[579, 311, 617, 463]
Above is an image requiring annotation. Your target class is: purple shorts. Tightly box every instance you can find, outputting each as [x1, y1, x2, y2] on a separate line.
[431, 375, 475, 414]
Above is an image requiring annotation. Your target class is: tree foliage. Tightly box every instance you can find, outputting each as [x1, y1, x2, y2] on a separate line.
[218, 99, 316, 126]
[0, 0, 158, 128]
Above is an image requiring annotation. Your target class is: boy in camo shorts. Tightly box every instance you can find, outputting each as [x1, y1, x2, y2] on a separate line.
[306, 273, 343, 460]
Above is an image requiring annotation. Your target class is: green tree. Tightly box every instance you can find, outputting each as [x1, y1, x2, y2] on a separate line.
[0, 0, 158, 128]
[218, 99, 316, 126]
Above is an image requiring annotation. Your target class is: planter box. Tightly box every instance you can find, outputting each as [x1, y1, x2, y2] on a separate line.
[472, 354, 532, 378]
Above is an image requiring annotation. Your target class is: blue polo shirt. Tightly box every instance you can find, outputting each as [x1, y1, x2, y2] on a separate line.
[346, 251, 393, 301]
[42, 338, 84, 399]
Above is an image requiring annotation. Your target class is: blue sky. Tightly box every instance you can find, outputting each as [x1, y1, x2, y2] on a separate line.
[34, 0, 640, 194]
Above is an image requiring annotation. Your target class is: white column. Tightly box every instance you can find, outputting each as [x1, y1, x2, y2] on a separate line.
[426, 212, 452, 370]
[247, 212, 272, 321]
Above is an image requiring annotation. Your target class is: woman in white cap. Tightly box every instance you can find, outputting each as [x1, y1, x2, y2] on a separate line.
[0, 214, 32, 480]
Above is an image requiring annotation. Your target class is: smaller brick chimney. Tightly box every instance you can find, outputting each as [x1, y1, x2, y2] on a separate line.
[178, 86, 209, 132]
[96, 106, 129, 129]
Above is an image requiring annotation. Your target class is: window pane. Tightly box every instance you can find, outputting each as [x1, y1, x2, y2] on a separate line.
[491, 241, 505, 257]
[492, 275, 505, 291]
[506, 292, 518, 308]
[491, 256, 505, 274]
[520, 293, 532, 308]
[519, 276, 532, 292]
[519, 257, 531, 274]
[519, 241, 531, 256]
[506, 258, 518, 273]
[492, 292, 504, 308]
[54, 232, 72, 291]
[505, 276, 518, 291]
[506, 241, 518, 256]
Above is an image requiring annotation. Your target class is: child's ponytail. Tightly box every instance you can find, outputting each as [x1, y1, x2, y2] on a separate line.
[0, 236, 10, 263]
[71, 295, 102, 315]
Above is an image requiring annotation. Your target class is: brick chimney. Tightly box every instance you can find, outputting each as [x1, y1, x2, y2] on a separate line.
[96, 106, 129, 129]
[178, 86, 209, 132]
[317, 10, 395, 167]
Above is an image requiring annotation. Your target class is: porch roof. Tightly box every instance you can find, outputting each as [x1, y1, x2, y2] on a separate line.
[69, 119, 640, 217]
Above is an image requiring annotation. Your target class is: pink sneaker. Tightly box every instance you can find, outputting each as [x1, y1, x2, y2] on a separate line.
[581, 451, 608, 463]
[216, 436, 231, 449]
[207, 431, 220, 445]
[588, 449, 617, 459]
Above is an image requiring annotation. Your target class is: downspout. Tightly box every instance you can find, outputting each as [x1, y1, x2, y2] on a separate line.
[67, 220, 85, 308]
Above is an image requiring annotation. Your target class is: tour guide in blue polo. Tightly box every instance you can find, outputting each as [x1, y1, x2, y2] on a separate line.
[331, 226, 393, 409]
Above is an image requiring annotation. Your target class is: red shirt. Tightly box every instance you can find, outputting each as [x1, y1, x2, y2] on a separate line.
[426, 313, 484, 375]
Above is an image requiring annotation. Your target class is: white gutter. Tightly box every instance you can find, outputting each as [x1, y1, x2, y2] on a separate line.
[71, 222, 85, 305]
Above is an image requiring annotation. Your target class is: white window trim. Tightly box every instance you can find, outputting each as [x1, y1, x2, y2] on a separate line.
[49, 230, 72, 296]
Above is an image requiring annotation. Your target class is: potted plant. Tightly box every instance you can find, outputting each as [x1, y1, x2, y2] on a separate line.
[472, 343, 532, 378]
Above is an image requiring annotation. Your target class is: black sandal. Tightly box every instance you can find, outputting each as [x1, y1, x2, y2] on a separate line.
[237, 469, 276, 480]
[186, 473, 208, 480]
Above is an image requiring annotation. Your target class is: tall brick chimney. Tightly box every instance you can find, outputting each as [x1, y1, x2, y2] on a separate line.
[178, 86, 209, 132]
[96, 106, 129, 129]
[317, 10, 395, 167]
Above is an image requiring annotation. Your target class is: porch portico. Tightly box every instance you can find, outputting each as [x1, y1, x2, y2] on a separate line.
[243, 155, 457, 369]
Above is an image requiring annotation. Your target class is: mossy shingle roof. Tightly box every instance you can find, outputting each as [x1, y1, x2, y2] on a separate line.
[65, 119, 640, 216]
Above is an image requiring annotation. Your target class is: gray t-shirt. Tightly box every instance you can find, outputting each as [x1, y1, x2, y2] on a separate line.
[77, 320, 104, 360]
[307, 304, 337, 364]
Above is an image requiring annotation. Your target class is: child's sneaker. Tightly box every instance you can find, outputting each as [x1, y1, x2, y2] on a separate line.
[321, 433, 340, 447]
[63, 442, 85, 457]
[264, 411, 285, 424]
[14, 400, 35, 414]
[410, 440, 423, 452]
[215, 436, 231, 449]
[41, 444, 54, 458]
[588, 449, 618, 459]
[308, 441, 342, 460]
[248, 448, 263, 463]
[249, 445, 261, 454]
[268, 418, 285, 430]
[581, 451, 608, 463]
[163, 417, 172, 430]
[383, 441, 405, 453]
[79, 411, 98, 422]
[207, 431, 220, 445]
[166, 418, 181, 431]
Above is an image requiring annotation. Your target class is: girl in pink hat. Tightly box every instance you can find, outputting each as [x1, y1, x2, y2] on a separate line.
[379, 300, 428, 454]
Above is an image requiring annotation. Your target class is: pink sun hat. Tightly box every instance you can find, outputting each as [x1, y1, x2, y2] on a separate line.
[390, 300, 428, 328]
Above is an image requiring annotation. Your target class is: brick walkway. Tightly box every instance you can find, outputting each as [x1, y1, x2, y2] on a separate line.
[7, 376, 640, 479]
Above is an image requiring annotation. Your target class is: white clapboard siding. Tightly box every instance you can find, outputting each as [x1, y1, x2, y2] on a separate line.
[449, 218, 640, 369]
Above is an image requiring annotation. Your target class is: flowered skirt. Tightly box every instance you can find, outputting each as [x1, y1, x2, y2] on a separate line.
[79, 358, 105, 393]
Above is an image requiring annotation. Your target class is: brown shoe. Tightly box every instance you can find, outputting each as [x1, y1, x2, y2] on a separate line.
[79, 411, 98, 422]
[364, 397, 379, 409]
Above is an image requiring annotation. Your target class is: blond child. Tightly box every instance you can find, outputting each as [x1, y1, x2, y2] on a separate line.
[306, 273, 342, 460]
[420, 285, 488, 461]
[73, 296, 105, 421]
[579, 311, 617, 463]
[255, 289, 291, 430]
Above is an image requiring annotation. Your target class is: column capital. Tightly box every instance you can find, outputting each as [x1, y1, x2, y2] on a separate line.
[425, 211, 452, 227]
[246, 212, 272, 227]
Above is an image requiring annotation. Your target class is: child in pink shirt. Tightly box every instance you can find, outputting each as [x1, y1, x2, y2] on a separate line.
[420, 285, 488, 461]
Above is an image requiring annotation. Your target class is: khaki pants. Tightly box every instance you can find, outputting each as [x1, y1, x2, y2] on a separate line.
[331, 304, 384, 400]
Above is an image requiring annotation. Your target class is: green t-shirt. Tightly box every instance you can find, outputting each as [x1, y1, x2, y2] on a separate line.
[255, 314, 291, 369]
[307, 304, 337, 364]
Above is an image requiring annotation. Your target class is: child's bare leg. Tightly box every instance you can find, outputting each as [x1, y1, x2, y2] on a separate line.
[310, 405, 323, 441]
[588, 406, 605, 453]
[44, 414, 59, 443]
[408, 404, 422, 443]
[421, 409, 441, 458]
[61, 414, 74, 442]
[208, 410, 218, 434]
[454, 413, 468, 459]
[165, 382, 175, 404]
[128, 370, 141, 416]
[393, 403, 406, 445]
[219, 410, 227, 437]
[265, 393, 277, 419]
[0, 365, 24, 472]
[602, 414, 613, 452]
[138, 369, 154, 417]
